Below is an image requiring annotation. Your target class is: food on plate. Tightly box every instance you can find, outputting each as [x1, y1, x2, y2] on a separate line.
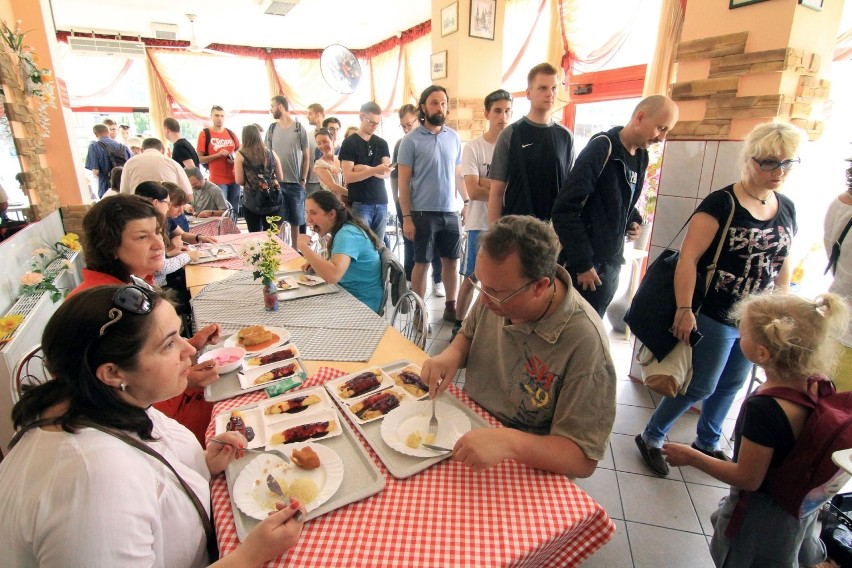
[215, 248, 229, 256]
[237, 325, 274, 347]
[288, 478, 319, 505]
[225, 410, 255, 442]
[337, 371, 381, 398]
[405, 431, 422, 449]
[424, 432, 436, 444]
[270, 420, 337, 445]
[349, 390, 403, 420]
[252, 362, 298, 385]
[298, 274, 323, 286]
[277, 278, 297, 290]
[214, 352, 241, 366]
[392, 368, 428, 398]
[248, 346, 298, 367]
[291, 446, 321, 469]
[254, 475, 288, 509]
[264, 394, 321, 415]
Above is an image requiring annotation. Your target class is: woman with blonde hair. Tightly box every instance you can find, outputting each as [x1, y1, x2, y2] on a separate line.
[637, 121, 806, 477]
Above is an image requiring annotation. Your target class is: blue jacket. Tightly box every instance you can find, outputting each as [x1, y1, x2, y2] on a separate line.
[552, 126, 646, 273]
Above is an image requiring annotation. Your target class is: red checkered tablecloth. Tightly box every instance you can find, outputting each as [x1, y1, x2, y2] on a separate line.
[187, 217, 239, 237]
[207, 367, 615, 567]
[197, 231, 301, 269]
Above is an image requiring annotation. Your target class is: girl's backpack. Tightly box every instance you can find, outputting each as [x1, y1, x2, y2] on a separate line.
[240, 149, 282, 215]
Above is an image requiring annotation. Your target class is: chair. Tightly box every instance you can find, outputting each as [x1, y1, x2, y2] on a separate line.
[217, 205, 239, 235]
[11, 344, 52, 404]
[385, 212, 402, 252]
[378, 246, 408, 317]
[390, 291, 428, 350]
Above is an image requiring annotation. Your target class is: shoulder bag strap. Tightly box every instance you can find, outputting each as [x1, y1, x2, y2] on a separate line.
[825, 216, 852, 275]
[10, 417, 217, 560]
[203, 128, 210, 155]
[701, 191, 736, 299]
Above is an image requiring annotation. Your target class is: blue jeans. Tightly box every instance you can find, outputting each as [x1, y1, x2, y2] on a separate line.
[642, 313, 752, 450]
[279, 183, 306, 226]
[351, 202, 388, 243]
[217, 183, 241, 216]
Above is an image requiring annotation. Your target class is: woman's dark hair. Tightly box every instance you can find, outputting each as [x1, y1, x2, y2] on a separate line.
[12, 285, 170, 440]
[241, 124, 266, 166]
[307, 190, 381, 251]
[109, 166, 123, 191]
[134, 181, 168, 201]
[82, 194, 162, 282]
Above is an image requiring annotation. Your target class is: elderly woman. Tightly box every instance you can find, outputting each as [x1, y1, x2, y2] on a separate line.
[297, 190, 383, 313]
[636, 122, 805, 477]
[0, 285, 303, 566]
[71, 194, 219, 445]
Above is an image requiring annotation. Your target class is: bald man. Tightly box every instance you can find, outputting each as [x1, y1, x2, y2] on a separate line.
[552, 95, 679, 316]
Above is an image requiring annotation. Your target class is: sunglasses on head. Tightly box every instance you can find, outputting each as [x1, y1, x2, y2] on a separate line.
[486, 90, 513, 105]
[98, 283, 155, 337]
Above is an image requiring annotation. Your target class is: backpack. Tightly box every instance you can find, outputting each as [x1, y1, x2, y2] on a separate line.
[265, 120, 301, 151]
[201, 127, 238, 171]
[753, 377, 852, 519]
[97, 140, 128, 174]
[240, 149, 282, 215]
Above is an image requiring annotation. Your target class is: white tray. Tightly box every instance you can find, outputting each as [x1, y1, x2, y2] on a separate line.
[273, 270, 341, 300]
[189, 243, 239, 264]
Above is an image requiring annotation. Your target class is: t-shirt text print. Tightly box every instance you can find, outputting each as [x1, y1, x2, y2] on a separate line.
[714, 225, 793, 297]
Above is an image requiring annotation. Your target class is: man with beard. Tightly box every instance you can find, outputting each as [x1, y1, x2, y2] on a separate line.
[487, 62, 575, 224]
[266, 95, 308, 247]
[340, 101, 393, 243]
[398, 85, 469, 322]
[552, 95, 679, 316]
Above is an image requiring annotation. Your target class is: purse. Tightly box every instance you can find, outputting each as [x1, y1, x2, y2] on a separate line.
[627, 192, 735, 397]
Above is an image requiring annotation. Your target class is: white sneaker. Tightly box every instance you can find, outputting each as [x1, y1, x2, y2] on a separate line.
[434, 282, 446, 297]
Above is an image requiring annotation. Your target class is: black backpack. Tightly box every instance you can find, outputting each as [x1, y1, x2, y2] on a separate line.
[240, 149, 282, 215]
[97, 140, 128, 174]
[201, 127, 238, 171]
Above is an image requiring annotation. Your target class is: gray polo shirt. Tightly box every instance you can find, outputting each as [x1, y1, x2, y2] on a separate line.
[397, 124, 461, 212]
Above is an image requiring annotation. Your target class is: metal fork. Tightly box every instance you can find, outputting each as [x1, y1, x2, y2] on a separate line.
[209, 439, 292, 465]
[427, 375, 444, 443]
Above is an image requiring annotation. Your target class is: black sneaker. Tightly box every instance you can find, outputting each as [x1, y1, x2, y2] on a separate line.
[635, 434, 670, 476]
[691, 443, 732, 461]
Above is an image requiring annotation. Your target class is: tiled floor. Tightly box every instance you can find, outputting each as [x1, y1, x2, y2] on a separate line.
[412, 281, 737, 568]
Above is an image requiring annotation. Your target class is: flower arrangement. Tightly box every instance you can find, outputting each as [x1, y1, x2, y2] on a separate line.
[0, 20, 57, 136]
[19, 232, 80, 302]
[241, 217, 282, 284]
[636, 143, 663, 224]
[0, 314, 24, 344]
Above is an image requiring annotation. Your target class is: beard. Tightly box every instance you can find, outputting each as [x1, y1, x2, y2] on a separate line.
[272, 108, 282, 120]
[425, 111, 446, 127]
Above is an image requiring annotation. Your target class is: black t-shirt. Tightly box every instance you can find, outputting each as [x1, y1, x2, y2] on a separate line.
[734, 395, 796, 493]
[172, 138, 200, 168]
[696, 186, 797, 325]
[339, 134, 390, 204]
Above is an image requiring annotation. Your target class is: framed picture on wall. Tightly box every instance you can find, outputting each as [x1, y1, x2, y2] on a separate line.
[799, 0, 824, 10]
[431, 51, 448, 80]
[729, 0, 768, 8]
[441, 2, 458, 37]
[469, 0, 496, 40]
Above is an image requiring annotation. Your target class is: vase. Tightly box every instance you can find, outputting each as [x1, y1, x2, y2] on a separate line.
[262, 279, 279, 311]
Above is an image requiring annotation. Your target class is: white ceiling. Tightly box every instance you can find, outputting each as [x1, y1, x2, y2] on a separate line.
[50, 0, 432, 50]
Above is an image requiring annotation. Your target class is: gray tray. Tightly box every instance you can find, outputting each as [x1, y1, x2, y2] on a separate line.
[204, 347, 309, 402]
[326, 360, 493, 479]
[274, 270, 341, 300]
[224, 397, 385, 542]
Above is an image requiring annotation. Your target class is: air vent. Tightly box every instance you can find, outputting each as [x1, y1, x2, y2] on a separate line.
[261, 0, 299, 16]
[67, 36, 146, 58]
[152, 22, 179, 41]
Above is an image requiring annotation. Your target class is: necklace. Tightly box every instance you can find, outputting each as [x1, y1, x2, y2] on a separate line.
[740, 182, 773, 205]
[532, 282, 557, 323]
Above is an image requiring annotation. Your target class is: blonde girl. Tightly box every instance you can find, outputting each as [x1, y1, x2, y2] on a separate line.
[663, 292, 848, 568]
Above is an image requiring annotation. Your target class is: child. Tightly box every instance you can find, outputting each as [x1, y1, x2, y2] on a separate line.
[662, 292, 849, 568]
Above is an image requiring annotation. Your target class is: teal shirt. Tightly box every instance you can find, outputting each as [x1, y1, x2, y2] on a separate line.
[331, 223, 382, 312]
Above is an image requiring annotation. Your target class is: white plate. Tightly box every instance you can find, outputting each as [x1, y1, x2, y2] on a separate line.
[189, 244, 239, 264]
[225, 326, 291, 353]
[380, 400, 471, 458]
[259, 388, 333, 426]
[342, 386, 412, 425]
[214, 409, 266, 450]
[297, 273, 326, 286]
[243, 345, 300, 370]
[387, 364, 429, 400]
[264, 409, 342, 446]
[238, 360, 305, 390]
[325, 367, 395, 401]
[232, 443, 344, 520]
[276, 276, 299, 291]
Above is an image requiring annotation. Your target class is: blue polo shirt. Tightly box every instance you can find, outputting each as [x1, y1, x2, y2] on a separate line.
[397, 124, 461, 212]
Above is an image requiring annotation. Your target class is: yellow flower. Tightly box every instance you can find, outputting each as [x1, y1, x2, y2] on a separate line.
[59, 233, 81, 251]
[0, 314, 24, 335]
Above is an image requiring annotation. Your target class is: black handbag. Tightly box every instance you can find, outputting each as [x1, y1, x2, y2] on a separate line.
[624, 192, 734, 362]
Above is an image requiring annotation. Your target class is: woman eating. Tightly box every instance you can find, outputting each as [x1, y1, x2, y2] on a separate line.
[0, 285, 304, 566]
[297, 190, 383, 313]
[636, 121, 805, 477]
[71, 194, 221, 444]
[313, 127, 347, 200]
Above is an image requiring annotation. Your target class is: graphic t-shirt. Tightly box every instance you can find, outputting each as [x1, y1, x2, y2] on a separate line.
[339, 134, 390, 204]
[696, 185, 797, 325]
[197, 128, 239, 184]
[622, 150, 640, 199]
[460, 135, 495, 231]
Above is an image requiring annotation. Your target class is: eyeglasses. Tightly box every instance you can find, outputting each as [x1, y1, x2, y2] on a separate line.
[752, 157, 800, 172]
[468, 275, 534, 305]
[365, 117, 381, 127]
[485, 89, 513, 105]
[98, 284, 155, 337]
[400, 120, 417, 130]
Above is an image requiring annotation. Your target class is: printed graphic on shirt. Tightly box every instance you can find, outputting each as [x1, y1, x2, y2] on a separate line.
[512, 345, 561, 427]
[714, 225, 793, 298]
[210, 137, 235, 153]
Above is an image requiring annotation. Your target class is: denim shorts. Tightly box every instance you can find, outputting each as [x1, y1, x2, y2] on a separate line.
[411, 211, 461, 263]
[279, 183, 305, 226]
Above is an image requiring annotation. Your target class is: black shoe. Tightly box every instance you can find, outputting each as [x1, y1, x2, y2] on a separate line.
[635, 434, 670, 476]
[691, 443, 731, 461]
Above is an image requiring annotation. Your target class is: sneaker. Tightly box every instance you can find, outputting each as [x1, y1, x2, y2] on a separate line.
[635, 434, 669, 476]
[443, 307, 457, 323]
[434, 282, 446, 297]
[691, 443, 732, 461]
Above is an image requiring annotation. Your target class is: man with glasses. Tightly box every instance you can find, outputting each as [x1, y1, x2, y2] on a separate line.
[454, 89, 513, 335]
[197, 105, 241, 215]
[266, 95, 309, 245]
[119, 138, 193, 197]
[340, 101, 393, 243]
[391, 104, 443, 293]
[552, 94, 679, 317]
[321, 116, 342, 154]
[421, 215, 616, 476]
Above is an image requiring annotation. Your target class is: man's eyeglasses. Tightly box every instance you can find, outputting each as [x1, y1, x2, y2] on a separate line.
[400, 121, 417, 130]
[99, 284, 155, 337]
[468, 276, 533, 305]
[752, 157, 800, 172]
[365, 118, 381, 127]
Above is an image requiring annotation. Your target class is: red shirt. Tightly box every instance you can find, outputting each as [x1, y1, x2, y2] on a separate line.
[197, 128, 239, 185]
[68, 269, 154, 297]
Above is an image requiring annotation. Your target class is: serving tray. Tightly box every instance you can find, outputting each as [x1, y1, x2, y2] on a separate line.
[274, 270, 341, 300]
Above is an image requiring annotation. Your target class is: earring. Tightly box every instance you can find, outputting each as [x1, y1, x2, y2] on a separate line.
[120, 383, 127, 392]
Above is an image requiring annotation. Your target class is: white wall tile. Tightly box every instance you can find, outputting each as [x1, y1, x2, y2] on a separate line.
[658, 141, 706, 198]
[698, 142, 719, 198]
[712, 141, 744, 191]
[649, 195, 699, 249]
